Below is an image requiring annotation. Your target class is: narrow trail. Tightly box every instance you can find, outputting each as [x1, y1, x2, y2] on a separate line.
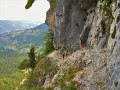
[15, 69, 29, 90]
[15, 78, 27, 90]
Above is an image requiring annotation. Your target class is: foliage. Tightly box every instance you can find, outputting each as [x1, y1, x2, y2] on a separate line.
[99, 0, 116, 35]
[36, 53, 41, 62]
[25, 0, 35, 9]
[66, 73, 76, 82]
[18, 45, 36, 70]
[111, 26, 116, 39]
[19, 28, 55, 89]
[46, 87, 54, 90]
[0, 51, 26, 90]
[107, 28, 110, 35]
[54, 74, 78, 89]
[20, 57, 58, 89]
[43, 28, 55, 55]
[54, 67, 81, 88]
[28, 44, 36, 69]
[50, 0, 56, 10]
[67, 81, 78, 90]
[114, 81, 118, 87]
[54, 76, 66, 88]
[101, 19, 106, 34]
[18, 59, 29, 70]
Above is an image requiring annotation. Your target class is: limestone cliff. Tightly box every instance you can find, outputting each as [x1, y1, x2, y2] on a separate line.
[46, 0, 97, 49]
[44, 0, 120, 89]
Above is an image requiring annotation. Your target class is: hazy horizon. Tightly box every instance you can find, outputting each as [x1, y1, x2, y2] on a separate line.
[0, 0, 50, 24]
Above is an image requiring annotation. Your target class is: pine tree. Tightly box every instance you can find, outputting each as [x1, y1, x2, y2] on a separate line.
[43, 28, 54, 55]
[28, 44, 36, 69]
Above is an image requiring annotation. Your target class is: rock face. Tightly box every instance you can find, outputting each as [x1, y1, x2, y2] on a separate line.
[46, 0, 97, 48]
[44, 0, 120, 89]
[45, 8, 55, 30]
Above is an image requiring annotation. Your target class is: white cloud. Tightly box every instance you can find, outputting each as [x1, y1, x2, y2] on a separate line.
[0, 0, 50, 23]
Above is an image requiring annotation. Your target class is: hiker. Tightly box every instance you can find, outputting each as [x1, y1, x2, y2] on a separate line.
[62, 52, 65, 61]
[80, 38, 84, 49]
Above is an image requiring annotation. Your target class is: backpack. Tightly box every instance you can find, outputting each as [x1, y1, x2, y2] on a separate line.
[81, 40, 84, 44]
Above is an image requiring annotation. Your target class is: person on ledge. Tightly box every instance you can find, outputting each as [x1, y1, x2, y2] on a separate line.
[80, 38, 84, 49]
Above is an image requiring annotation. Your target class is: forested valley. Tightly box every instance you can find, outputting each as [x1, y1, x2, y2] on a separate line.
[0, 22, 50, 89]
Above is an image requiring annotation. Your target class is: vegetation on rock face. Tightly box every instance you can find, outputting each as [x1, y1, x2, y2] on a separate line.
[54, 67, 82, 89]
[111, 26, 116, 39]
[67, 81, 78, 90]
[19, 57, 58, 89]
[50, 0, 56, 10]
[54, 74, 78, 90]
[99, 0, 116, 35]
[114, 81, 118, 87]
[101, 19, 106, 34]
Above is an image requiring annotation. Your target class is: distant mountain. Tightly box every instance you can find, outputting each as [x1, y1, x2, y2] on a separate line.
[16, 20, 42, 25]
[27, 23, 49, 30]
[0, 23, 49, 53]
[0, 20, 37, 33]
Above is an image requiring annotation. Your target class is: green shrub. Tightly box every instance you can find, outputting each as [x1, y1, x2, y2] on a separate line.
[28, 44, 36, 69]
[46, 87, 54, 90]
[81, 52, 85, 56]
[54, 77, 66, 87]
[101, 19, 106, 34]
[67, 81, 78, 90]
[114, 81, 118, 87]
[50, 0, 56, 10]
[99, 0, 115, 33]
[111, 26, 116, 39]
[18, 59, 29, 70]
[66, 73, 75, 81]
[107, 29, 110, 35]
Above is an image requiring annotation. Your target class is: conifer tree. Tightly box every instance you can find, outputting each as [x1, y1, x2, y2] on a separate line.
[43, 28, 54, 55]
[28, 44, 36, 69]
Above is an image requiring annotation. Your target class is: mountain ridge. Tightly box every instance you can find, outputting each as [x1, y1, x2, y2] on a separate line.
[0, 20, 37, 34]
[0, 23, 49, 53]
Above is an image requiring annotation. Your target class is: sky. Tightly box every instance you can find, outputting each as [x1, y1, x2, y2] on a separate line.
[0, 0, 50, 24]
